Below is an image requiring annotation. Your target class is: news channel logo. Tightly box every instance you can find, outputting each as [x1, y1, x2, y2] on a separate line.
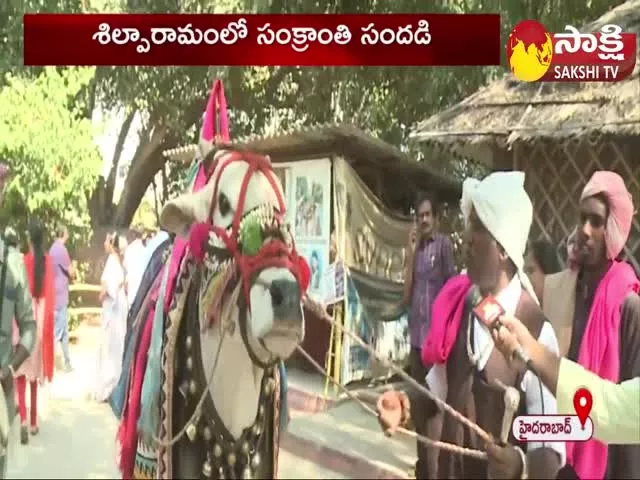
[506, 20, 635, 82]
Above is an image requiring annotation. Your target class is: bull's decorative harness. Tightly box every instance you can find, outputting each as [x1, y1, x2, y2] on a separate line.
[169, 149, 308, 479]
[189, 150, 309, 310]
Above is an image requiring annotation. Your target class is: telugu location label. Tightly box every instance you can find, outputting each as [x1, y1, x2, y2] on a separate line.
[512, 415, 594, 442]
[513, 387, 595, 442]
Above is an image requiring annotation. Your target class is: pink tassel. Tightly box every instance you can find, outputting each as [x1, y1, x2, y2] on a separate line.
[189, 222, 211, 263]
[201, 86, 216, 142]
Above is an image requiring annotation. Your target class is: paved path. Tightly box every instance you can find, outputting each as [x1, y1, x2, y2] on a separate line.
[6, 324, 347, 479]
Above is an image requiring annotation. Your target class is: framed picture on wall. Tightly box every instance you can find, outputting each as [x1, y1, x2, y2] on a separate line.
[296, 241, 328, 302]
[273, 166, 293, 226]
[291, 160, 331, 242]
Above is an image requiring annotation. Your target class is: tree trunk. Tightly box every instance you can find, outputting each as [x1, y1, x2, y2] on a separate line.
[112, 146, 167, 227]
[88, 107, 137, 227]
[105, 108, 137, 208]
[152, 176, 161, 225]
[110, 119, 168, 227]
[161, 162, 169, 204]
[106, 90, 217, 228]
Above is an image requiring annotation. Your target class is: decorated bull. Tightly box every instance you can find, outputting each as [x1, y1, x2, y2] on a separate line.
[112, 80, 310, 480]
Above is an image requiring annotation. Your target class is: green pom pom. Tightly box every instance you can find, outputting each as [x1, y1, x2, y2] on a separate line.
[242, 220, 263, 256]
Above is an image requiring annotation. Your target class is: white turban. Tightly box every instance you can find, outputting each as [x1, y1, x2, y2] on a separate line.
[461, 171, 538, 304]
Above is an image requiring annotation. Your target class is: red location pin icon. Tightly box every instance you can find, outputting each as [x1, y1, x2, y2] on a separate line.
[573, 387, 593, 429]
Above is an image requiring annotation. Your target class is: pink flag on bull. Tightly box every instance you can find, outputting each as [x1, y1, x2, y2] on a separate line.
[199, 78, 230, 159]
[166, 79, 231, 311]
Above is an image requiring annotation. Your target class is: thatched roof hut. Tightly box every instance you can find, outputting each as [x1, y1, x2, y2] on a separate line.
[410, 0, 640, 271]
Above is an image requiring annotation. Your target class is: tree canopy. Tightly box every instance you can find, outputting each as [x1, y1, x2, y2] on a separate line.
[0, 67, 103, 247]
[2, 0, 626, 235]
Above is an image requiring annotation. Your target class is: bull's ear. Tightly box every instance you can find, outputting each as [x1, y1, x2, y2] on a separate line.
[160, 195, 196, 237]
[160, 186, 212, 237]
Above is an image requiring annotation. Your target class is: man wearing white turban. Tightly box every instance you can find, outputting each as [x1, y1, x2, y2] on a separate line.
[377, 172, 565, 479]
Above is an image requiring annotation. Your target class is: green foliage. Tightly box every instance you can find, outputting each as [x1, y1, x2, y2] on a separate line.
[0, 67, 103, 249]
[131, 198, 159, 229]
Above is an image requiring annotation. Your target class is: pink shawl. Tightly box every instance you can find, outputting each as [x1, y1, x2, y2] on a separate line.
[163, 164, 208, 311]
[421, 274, 473, 366]
[566, 261, 640, 478]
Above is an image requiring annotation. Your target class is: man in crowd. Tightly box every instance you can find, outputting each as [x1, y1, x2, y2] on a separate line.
[401, 192, 456, 478]
[543, 170, 640, 479]
[0, 164, 36, 477]
[378, 172, 565, 478]
[49, 224, 74, 372]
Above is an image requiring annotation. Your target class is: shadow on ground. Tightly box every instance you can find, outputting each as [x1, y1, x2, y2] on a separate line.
[8, 399, 119, 479]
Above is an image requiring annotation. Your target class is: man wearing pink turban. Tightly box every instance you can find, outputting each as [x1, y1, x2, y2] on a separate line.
[543, 171, 640, 480]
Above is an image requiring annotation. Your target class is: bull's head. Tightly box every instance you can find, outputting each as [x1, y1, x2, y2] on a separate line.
[160, 150, 306, 364]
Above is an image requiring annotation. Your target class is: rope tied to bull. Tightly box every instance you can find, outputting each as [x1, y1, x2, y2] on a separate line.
[302, 298, 494, 459]
[295, 344, 487, 460]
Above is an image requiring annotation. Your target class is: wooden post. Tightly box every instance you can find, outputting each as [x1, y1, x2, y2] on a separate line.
[513, 142, 519, 171]
[323, 300, 344, 399]
[324, 308, 336, 398]
[333, 301, 344, 396]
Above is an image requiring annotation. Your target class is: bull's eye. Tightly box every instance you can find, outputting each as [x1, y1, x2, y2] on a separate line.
[218, 193, 231, 217]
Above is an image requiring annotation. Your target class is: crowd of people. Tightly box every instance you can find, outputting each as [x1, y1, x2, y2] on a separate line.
[0, 162, 165, 478]
[90, 227, 167, 404]
[3, 223, 164, 441]
[377, 170, 640, 479]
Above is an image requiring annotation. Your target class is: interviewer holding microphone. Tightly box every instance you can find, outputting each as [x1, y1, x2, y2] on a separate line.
[491, 314, 640, 445]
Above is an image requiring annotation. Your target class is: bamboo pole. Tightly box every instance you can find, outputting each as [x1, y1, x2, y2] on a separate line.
[69, 283, 101, 293]
[333, 300, 344, 396]
[324, 306, 336, 399]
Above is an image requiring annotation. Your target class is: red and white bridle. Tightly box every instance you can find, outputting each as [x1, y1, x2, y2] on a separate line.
[188, 150, 310, 314]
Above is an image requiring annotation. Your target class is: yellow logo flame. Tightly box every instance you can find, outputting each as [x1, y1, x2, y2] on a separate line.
[509, 33, 553, 82]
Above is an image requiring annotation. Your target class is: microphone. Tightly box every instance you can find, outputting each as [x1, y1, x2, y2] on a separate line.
[472, 295, 538, 375]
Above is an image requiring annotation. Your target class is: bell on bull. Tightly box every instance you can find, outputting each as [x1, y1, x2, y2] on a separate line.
[117, 79, 306, 480]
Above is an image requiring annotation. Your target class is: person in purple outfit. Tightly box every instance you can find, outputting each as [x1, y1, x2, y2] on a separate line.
[402, 192, 457, 478]
[48, 224, 74, 372]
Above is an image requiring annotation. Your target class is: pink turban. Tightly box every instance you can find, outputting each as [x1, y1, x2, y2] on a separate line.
[581, 171, 634, 260]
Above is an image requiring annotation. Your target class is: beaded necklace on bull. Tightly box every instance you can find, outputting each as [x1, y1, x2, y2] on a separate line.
[180, 148, 310, 480]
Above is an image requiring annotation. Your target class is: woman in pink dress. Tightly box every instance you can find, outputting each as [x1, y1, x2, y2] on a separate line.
[13, 219, 55, 444]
